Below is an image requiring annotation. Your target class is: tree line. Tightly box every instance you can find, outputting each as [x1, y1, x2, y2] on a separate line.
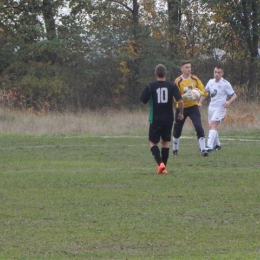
[0, 0, 259, 112]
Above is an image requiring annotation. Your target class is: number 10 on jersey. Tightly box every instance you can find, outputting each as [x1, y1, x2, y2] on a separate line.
[157, 88, 168, 103]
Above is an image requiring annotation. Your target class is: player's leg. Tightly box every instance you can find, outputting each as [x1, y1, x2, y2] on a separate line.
[214, 131, 221, 150]
[206, 107, 214, 150]
[149, 124, 162, 164]
[172, 108, 187, 156]
[206, 109, 225, 151]
[189, 106, 208, 156]
[206, 122, 219, 150]
[161, 124, 172, 171]
[160, 143, 168, 174]
[149, 124, 165, 173]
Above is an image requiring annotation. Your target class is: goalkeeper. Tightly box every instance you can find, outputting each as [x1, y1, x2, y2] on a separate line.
[172, 60, 209, 156]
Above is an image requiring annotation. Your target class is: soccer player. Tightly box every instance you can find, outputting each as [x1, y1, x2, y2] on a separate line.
[140, 64, 184, 174]
[172, 60, 209, 156]
[201, 64, 237, 151]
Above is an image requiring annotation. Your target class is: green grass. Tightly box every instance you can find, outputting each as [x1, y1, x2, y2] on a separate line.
[0, 133, 259, 259]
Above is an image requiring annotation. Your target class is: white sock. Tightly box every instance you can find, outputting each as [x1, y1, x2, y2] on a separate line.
[215, 131, 221, 146]
[173, 137, 179, 150]
[199, 137, 206, 151]
[207, 130, 217, 149]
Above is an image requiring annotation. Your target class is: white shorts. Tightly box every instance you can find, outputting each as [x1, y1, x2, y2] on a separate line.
[208, 107, 226, 124]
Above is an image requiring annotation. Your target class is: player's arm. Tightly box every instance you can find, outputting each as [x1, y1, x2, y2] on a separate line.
[173, 83, 184, 120]
[197, 78, 209, 107]
[174, 78, 179, 86]
[177, 99, 184, 120]
[140, 85, 151, 104]
[198, 95, 207, 107]
[196, 77, 208, 98]
[224, 92, 237, 108]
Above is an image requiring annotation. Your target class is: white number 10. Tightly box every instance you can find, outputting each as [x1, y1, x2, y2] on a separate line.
[156, 88, 168, 103]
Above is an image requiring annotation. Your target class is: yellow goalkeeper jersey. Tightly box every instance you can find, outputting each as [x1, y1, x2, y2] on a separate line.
[174, 74, 208, 108]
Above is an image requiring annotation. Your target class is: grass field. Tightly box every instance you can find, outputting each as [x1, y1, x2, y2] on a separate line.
[0, 130, 259, 259]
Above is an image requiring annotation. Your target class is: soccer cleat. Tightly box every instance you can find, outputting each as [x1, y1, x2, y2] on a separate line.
[173, 150, 178, 156]
[157, 162, 167, 174]
[201, 150, 209, 156]
[214, 145, 221, 151]
[205, 146, 213, 152]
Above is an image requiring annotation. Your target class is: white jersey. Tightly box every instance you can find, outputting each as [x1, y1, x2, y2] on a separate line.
[205, 77, 235, 109]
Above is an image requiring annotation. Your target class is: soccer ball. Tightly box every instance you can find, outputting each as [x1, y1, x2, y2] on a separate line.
[190, 88, 201, 101]
[182, 88, 201, 101]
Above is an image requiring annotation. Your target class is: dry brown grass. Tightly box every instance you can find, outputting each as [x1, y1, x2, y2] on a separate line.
[0, 108, 148, 135]
[200, 100, 259, 133]
[0, 101, 259, 136]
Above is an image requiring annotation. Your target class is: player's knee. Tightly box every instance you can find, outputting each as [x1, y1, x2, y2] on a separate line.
[196, 128, 205, 138]
[173, 132, 181, 138]
[173, 126, 182, 138]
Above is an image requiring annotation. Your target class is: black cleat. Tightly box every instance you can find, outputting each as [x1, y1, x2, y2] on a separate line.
[173, 150, 178, 156]
[201, 150, 209, 156]
[214, 145, 221, 151]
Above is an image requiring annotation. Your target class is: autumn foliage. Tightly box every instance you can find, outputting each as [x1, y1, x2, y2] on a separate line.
[0, 0, 259, 111]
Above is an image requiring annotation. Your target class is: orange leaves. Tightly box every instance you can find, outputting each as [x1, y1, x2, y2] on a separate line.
[142, 0, 157, 16]
[1, 86, 26, 110]
[119, 61, 130, 74]
[224, 114, 255, 126]
[152, 30, 163, 40]
[0, 86, 51, 115]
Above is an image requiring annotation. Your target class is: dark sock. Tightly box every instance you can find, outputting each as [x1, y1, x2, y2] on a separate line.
[151, 146, 162, 165]
[161, 147, 169, 166]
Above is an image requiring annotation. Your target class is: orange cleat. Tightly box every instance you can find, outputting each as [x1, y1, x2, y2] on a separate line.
[157, 162, 167, 174]
[161, 169, 168, 174]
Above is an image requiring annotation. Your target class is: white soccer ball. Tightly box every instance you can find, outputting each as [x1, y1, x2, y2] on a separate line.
[182, 88, 201, 101]
[190, 88, 201, 101]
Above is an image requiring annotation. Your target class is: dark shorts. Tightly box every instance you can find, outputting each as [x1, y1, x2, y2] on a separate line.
[173, 105, 205, 139]
[149, 123, 173, 144]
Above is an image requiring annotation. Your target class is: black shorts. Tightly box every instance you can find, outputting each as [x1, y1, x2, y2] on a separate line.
[149, 123, 173, 144]
[173, 105, 205, 139]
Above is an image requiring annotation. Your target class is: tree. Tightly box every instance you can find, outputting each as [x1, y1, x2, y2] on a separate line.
[107, 0, 141, 108]
[202, 0, 260, 95]
[167, 0, 181, 57]
[1, 0, 258, 111]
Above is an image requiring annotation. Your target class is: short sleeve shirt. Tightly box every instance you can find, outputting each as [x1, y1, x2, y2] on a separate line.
[205, 78, 235, 109]
[140, 81, 182, 125]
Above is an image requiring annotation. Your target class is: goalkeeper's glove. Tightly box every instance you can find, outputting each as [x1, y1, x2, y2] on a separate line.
[182, 88, 201, 101]
[182, 89, 193, 100]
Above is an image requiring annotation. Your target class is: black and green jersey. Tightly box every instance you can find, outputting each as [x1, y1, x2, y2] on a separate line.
[140, 81, 182, 125]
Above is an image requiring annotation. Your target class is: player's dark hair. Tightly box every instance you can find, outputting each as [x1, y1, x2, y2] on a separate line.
[181, 60, 191, 66]
[155, 64, 167, 78]
[215, 64, 224, 71]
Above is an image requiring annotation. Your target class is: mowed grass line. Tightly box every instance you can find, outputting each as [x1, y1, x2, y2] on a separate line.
[0, 134, 259, 260]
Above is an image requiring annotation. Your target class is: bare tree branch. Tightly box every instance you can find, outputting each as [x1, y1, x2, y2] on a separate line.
[107, 0, 133, 14]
